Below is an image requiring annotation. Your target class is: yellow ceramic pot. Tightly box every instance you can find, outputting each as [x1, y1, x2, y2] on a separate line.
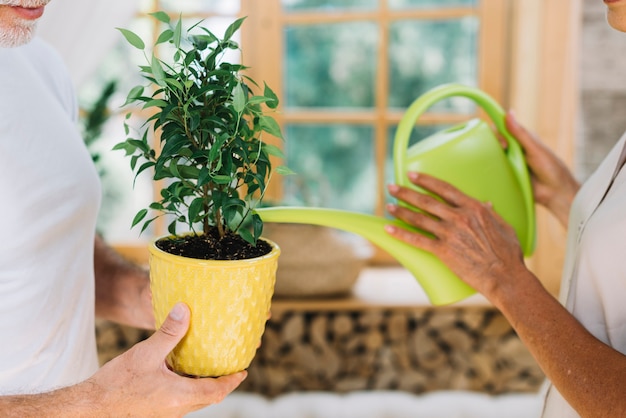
[148, 236, 280, 377]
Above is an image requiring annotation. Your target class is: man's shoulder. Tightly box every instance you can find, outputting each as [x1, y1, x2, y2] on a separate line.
[6, 37, 77, 119]
[19, 37, 69, 75]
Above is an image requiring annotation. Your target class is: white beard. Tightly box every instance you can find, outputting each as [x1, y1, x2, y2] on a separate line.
[0, 18, 37, 47]
[0, 0, 51, 48]
[0, 0, 51, 6]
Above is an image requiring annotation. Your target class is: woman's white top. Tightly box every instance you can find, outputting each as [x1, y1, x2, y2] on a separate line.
[542, 132, 626, 416]
[0, 38, 101, 394]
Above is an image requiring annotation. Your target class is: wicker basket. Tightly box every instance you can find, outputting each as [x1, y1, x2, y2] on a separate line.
[262, 223, 373, 298]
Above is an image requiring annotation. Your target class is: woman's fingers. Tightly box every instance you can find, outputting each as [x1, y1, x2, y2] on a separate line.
[389, 172, 480, 211]
[386, 202, 442, 239]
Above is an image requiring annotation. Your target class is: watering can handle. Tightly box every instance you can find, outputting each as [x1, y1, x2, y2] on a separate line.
[393, 83, 535, 255]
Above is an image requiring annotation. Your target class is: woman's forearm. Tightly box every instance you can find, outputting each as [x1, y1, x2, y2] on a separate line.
[492, 269, 626, 418]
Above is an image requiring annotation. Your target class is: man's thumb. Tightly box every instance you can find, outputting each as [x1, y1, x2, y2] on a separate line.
[147, 302, 190, 361]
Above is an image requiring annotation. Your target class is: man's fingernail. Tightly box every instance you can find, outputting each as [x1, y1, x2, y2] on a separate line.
[170, 302, 186, 321]
[388, 184, 399, 193]
[408, 172, 419, 181]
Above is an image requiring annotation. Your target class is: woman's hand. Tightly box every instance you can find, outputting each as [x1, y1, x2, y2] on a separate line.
[504, 111, 580, 227]
[385, 172, 529, 300]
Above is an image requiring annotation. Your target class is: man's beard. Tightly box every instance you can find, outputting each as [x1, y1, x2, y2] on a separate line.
[0, 0, 51, 47]
[0, 0, 51, 6]
[0, 18, 37, 47]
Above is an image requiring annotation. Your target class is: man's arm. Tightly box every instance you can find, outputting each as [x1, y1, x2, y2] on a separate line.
[94, 235, 154, 329]
[0, 304, 246, 417]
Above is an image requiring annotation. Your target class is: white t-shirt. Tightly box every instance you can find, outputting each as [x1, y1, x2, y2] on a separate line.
[542, 132, 626, 416]
[0, 38, 101, 394]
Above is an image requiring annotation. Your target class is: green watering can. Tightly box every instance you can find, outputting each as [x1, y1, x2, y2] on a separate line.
[256, 84, 536, 305]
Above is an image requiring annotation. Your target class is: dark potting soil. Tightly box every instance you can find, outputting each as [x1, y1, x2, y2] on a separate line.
[155, 228, 272, 260]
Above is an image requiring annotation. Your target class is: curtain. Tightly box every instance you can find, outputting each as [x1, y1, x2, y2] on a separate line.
[37, 0, 138, 88]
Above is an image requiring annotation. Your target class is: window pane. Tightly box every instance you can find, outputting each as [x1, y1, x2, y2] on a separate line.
[389, 0, 477, 9]
[158, 0, 240, 14]
[388, 18, 478, 111]
[282, 0, 377, 12]
[285, 22, 377, 108]
[283, 125, 376, 213]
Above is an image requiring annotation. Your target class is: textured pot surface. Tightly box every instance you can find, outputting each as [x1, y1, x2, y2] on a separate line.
[149, 237, 280, 377]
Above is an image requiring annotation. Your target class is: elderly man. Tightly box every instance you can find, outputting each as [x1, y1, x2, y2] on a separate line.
[0, 1, 245, 416]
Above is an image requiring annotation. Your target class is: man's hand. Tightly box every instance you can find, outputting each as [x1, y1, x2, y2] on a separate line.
[0, 303, 245, 417]
[87, 302, 247, 417]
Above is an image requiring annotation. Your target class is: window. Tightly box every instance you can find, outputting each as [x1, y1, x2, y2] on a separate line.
[81, 0, 509, 258]
[242, 0, 508, 219]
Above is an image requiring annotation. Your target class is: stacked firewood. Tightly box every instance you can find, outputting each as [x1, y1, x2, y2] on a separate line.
[240, 307, 544, 397]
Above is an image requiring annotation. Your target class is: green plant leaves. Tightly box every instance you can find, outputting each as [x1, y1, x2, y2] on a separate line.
[224, 17, 246, 42]
[264, 83, 279, 109]
[156, 29, 174, 45]
[117, 28, 145, 50]
[233, 83, 246, 113]
[259, 115, 283, 139]
[149, 11, 170, 24]
[115, 13, 291, 246]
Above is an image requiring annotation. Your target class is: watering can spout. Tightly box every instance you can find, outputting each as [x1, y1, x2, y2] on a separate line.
[255, 206, 475, 305]
[259, 84, 536, 306]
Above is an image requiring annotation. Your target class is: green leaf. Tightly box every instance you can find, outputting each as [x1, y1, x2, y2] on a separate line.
[130, 155, 140, 170]
[131, 209, 148, 228]
[188, 198, 205, 222]
[238, 228, 255, 246]
[198, 167, 210, 187]
[151, 56, 166, 86]
[212, 175, 232, 184]
[167, 219, 177, 236]
[224, 17, 246, 41]
[232, 83, 246, 113]
[140, 217, 157, 235]
[251, 213, 263, 241]
[259, 115, 283, 139]
[275, 165, 296, 176]
[117, 28, 145, 50]
[143, 99, 169, 109]
[264, 83, 279, 109]
[262, 143, 285, 158]
[173, 17, 182, 48]
[136, 161, 155, 176]
[164, 78, 183, 91]
[122, 85, 144, 106]
[149, 11, 171, 24]
[156, 29, 174, 45]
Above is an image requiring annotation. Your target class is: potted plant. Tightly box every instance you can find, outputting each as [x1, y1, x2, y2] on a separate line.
[114, 13, 291, 377]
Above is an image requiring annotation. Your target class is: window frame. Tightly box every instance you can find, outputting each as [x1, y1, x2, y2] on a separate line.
[241, 0, 510, 216]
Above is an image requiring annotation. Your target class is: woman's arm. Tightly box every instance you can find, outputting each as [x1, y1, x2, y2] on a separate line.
[386, 173, 626, 417]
